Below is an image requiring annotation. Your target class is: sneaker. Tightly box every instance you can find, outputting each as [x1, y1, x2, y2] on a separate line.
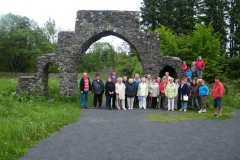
[92, 107, 96, 109]
[118, 108, 121, 110]
[131, 108, 133, 110]
[198, 110, 203, 113]
[217, 115, 221, 118]
[98, 107, 102, 109]
[184, 110, 187, 112]
[172, 110, 174, 112]
[202, 109, 207, 113]
[123, 108, 127, 110]
[179, 109, 183, 111]
[167, 109, 170, 111]
[212, 114, 217, 117]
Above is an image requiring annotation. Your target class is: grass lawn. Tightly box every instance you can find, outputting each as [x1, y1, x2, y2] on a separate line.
[0, 77, 93, 160]
[145, 82, 240, 124]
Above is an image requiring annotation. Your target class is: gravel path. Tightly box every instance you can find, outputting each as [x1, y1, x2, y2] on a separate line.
[20, 108, 240, 160]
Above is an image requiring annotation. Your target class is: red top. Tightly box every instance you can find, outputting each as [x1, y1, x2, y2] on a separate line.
[195, 60, 205, 71]
[182, 64, 188, 72]
[212, 82, 224, 99]
[84, 78, 89, 91]
[159, 82, 168, 97]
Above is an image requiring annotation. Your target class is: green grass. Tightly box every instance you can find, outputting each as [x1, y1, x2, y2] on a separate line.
[145, 81, 240, 124]
[0, 77, 92, 160]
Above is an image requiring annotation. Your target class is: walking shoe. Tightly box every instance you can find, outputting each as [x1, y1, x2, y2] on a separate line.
[128, 108, 131, 110]
[123, 108, 127, 110]
[217, 115, 221, 118]
[84, 107, 89, 109]
[131, 108, 133, 110]
[198, 110, 203, 113]
[92, 107, 96, 109]
[98, 107, 102, 109]
[212, 114, 217, 117]
[184, 109, 186, 112]
[172, 110, 174, 112]
[167, 109, 170, 111]
[202, 109, 207, 113]
[179, 109, 183, 111]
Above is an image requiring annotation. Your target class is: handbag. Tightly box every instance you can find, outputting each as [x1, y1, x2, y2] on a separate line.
[138, 96, 142, 101]
[183, 95, 188, 101]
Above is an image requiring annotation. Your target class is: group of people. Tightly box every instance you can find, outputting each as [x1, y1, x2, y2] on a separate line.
[79, 57, 224, 117]
[182, 56, 205, 82]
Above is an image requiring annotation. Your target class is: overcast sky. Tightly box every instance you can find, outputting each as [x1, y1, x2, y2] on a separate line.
[0, 0, 143, 48]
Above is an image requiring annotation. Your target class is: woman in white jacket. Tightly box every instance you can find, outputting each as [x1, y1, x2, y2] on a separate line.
[115, 77, 126, 110]
[137, 77, 149, 109]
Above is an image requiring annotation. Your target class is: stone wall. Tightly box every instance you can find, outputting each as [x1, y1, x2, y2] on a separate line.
[16, 10, 183, 97]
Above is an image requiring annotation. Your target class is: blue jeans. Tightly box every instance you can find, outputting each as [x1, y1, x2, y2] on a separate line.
[191, 98, 200, 110]
[181, 101, 188, 111]
[80, 91, 89, 108]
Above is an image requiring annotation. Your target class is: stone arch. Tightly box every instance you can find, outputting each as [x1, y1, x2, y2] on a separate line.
[16, 10, 184, 97]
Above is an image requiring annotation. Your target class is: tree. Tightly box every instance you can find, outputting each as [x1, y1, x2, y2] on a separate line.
[43, 17, 59, 43]
[0, 13, 55, 72]
[155, 26, 178, 56]
[197, 0, 228, 50]
[229, 0, 240, 57]
[140, 0, 197, 34]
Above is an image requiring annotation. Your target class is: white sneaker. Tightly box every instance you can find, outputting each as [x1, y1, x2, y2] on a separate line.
[128, 108, 130, 110]
[131, 108, 133, 110]
[123, 108, 126, 110]
[184, 110, 186, 112]
[198, 110, 203, 113]
[118, 108, 121, 110]
[179, 109, 183, 111]
[167, 109, 170, 111]
[144, 108, 146, 109]
[202, 109, 207, 113]
[172, 110, 174, 112]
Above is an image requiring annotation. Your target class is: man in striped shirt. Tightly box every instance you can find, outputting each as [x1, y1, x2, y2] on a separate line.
[79, 73, 92, 109]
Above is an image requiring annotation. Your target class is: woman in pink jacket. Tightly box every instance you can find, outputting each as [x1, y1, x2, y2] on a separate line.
[195, 56, 205, 79]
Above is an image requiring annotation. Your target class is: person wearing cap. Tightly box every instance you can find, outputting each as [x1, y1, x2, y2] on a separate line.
[79, 73, 92, 109]
[92, 74, 104, 109]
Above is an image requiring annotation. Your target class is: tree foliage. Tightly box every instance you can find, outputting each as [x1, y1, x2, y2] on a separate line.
[0, 13, 55, 72]
[78, 42, 143, 78]
[156, 23, 226, 81]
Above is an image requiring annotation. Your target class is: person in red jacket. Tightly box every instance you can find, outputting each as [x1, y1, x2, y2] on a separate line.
[212, 77, 224, 117]
[159, 78, 168, 109]
[182, 61, 188, 72]
[195, 56, 205, 79]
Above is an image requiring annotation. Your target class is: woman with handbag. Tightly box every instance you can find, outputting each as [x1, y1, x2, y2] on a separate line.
[179, 78, 190, 112]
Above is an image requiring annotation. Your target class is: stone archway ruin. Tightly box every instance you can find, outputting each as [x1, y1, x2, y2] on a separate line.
[16, 10, 183, 97]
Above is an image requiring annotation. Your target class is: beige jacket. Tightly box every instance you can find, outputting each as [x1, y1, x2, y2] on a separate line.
[149, 83, 159, 97]
[115, 82, 126, 99]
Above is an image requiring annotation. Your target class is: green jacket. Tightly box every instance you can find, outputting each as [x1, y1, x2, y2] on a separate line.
[165, 83, 178, 98]
[137, 83, 149, 97]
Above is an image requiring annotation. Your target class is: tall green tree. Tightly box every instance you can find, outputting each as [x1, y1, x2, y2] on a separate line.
[229, 0, 240, 57]
[0, 13, 55, 72]
[197, 0, 228, 50]
[140, 0, 196, 34]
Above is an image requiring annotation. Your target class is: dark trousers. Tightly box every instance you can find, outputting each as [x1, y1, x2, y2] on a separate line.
[125, 95, 128, 109]
[94, 94, 102, 108]
[113, 93, 116, 108]
[152, 97, 157, 109]
[106, 94, 114, 109]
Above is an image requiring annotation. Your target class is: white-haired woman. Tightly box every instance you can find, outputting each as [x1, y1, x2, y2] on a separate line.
[137, 77, 149, 109]
[115, 77, 126, 110]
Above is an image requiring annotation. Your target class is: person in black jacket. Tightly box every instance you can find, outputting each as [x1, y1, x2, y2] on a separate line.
[125, 79, 136, 110]
[179, 78, 190, 112]
[92, 74, 104, 109]
[79, 73, 92, 109]
[105, 77, 115, 110]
